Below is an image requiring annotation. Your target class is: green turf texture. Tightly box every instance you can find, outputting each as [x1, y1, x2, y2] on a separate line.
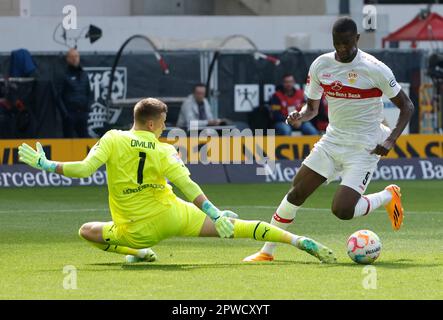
[0, 180, 442, 299]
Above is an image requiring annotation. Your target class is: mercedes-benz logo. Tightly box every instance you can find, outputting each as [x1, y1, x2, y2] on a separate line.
[331, 80, 343, 91]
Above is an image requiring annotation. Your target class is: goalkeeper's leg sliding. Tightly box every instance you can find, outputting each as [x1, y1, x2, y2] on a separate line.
[201, 218, 336, 264]
[234, 219, 336, 264]
[78, 222, 157, 263]
[78, 219, 336, 264]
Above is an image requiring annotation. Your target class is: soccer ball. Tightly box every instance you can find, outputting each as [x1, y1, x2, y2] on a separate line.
[347, 230, 382, 264]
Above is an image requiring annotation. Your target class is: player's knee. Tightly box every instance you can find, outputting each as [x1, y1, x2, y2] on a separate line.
[331, 204, 354, 220]
[78, 223, 93, 241]
[287, 186, 306, 206]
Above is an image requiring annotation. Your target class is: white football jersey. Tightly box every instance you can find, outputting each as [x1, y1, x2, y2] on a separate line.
[305, 49, 401, 148]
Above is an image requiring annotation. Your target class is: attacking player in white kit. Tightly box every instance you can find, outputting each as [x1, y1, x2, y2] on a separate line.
[244, 17, 414, 262]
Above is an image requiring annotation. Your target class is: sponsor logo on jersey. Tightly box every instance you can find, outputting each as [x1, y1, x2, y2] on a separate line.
[321, 83, 382, 99]
[331, 80, 343, 91]
[122, 183, 165, 195]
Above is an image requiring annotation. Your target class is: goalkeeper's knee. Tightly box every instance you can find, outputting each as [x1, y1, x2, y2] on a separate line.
[78, 224, 88, 240]
[78, 222, 100, 242]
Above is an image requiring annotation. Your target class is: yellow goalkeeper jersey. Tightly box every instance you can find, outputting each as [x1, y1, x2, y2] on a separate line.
[87, 129, 189, 225]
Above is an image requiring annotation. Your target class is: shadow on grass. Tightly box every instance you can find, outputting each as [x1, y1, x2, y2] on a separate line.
[86, 258, 440, 271]
[37, 258, 437, 273]
[34, 259, 442, 272]
[319, 258, 441, 269]
[85, 260, 322, 271]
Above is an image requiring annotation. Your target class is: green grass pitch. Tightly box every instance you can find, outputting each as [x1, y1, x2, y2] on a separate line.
[0, 180, 442, 299]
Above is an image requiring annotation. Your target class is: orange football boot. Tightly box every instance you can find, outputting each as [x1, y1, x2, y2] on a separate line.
[384, 184, 404, 230]
[242, 252, 274, 262]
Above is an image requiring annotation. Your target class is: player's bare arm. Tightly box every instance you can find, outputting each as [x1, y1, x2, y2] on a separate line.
[286, 98, 321, 127]
[371, 90, 414, 156]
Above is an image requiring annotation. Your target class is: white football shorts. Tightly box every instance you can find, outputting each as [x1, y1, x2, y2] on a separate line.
[302, 137, 382, 194]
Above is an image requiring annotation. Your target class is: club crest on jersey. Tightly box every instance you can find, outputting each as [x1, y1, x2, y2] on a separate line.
[347, 71, 358, 84]
[331, 80, 343, 91]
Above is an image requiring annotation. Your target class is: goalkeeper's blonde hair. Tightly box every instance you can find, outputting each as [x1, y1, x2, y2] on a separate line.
[134, 98, 168, 124]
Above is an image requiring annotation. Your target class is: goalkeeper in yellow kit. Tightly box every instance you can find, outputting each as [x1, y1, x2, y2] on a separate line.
[18, 98, 336, 264]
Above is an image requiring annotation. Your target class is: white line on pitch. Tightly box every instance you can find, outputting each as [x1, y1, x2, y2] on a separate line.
[0, 206, 442, 215]
[222, 206, 443, 215]
[0, 208, 109, 214]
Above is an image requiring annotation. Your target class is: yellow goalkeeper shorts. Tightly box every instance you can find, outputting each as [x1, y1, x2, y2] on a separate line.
[102, 197, 207, 249]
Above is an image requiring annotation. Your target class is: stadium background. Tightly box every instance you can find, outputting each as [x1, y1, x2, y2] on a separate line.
[1, 0, 443, 186]
[0, 0, 442, 300]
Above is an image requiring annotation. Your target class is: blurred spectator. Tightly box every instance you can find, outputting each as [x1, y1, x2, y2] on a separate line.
[59, 48, 91, 138]
[311, 94, 329, 133]
[270, 74, 319, 136]
[9, 49, 37, 77]
[0, 49, 37, 138]
[176, 83, 226, 130]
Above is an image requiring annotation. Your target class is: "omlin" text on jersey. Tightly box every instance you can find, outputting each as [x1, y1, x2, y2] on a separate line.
[130, 140, 155, 149]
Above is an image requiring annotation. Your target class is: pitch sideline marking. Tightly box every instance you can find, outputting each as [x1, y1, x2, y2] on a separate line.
[0, 206, 441, 215]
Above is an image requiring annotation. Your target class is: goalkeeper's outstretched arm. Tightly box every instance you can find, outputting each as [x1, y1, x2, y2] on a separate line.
[18, 141, 106, 178]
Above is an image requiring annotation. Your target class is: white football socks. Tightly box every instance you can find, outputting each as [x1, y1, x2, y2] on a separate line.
[261, 195, 299, 255]
[353, 190, 392, 218]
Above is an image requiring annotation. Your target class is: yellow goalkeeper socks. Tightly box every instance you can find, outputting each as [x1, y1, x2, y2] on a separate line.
[233, 220, 300, 246]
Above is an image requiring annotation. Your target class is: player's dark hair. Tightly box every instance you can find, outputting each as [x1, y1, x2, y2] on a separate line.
[282, 73, 294, 80]
[332, 17, 357, 34]
[134, 98, 167, 123]
[193, 83, 206, 92]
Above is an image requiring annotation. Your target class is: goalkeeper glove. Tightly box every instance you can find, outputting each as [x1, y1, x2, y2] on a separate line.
[202, 200, 238, 238]
[219, 210, 239, 219]
[18, 142, 57, 172]
[214, 216, 234, 239]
